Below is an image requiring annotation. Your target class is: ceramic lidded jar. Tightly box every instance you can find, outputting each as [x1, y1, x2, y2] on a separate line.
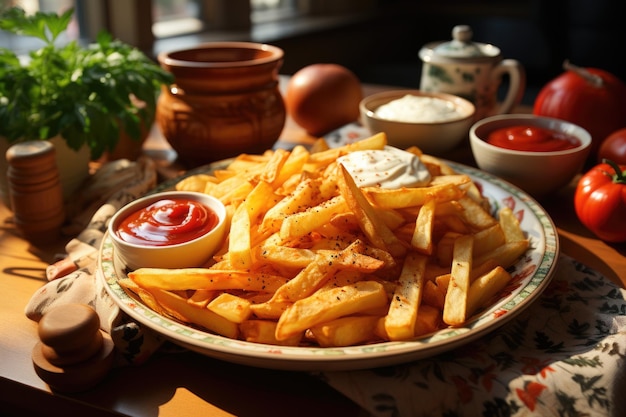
[156, 42, 286, 167]
[419, 25, 526, 120]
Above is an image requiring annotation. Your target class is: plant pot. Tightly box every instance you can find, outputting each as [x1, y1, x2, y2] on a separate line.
[100, 121, 150, 162]
[156, 42, 286, 167]
[0, 136, 91, 208]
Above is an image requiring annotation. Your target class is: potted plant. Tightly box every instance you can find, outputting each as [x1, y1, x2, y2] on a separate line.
[0, 7, 174, 202]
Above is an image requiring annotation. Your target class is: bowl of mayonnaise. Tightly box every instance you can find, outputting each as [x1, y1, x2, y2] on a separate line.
[359, 89, 475, 154]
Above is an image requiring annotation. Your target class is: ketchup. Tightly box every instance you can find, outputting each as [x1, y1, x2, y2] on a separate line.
[486, 125, 581, 152]
[116, 198, 218, 246]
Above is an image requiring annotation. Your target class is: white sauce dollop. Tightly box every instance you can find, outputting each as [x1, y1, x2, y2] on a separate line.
[374, 94, 463, 123]
[338, 146, 431, 189]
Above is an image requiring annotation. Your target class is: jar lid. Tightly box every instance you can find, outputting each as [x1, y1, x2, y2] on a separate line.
[6, 140, 55, 160]
[419, 25, 502, 62]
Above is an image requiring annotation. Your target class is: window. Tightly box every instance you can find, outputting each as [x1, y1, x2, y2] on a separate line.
[0, 0, 80, 52]
[152, 0, 203, 38]
[1, 0, 74, 14]
[1, 0, 375, 53]
[151, 0, 307, 38]
[251, 0, 301, 24]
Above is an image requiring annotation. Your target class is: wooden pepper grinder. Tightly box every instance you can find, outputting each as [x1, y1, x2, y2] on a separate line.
[31, 303, 115, 393]
[5, 140, 66, 244]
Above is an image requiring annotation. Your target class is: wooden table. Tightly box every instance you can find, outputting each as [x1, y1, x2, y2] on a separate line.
[2, 81, 625, 417]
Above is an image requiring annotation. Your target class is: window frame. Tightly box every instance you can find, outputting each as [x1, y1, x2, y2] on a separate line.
[1, 0, 376, 55]
[102, 0, 375, 54]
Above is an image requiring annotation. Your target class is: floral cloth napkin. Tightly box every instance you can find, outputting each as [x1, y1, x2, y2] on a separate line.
[317, 255, 626, 417]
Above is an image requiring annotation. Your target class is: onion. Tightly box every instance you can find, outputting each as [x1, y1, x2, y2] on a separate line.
[285, 63, 363, 137]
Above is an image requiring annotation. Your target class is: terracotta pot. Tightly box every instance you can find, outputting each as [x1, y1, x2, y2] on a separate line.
[156, 42, 286, 167]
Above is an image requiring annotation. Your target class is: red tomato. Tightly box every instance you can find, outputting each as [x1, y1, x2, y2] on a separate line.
[533, 63, 626, 156]
[574, 161, 626, 242]
[598, 128, 626, 164]
[285, 63, 362, 136]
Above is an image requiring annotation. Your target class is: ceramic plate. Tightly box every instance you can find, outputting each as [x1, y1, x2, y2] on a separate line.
[98, 161, 559, 371]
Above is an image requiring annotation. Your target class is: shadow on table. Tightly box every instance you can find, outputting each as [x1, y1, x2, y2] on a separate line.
[68, 350, 360, 417]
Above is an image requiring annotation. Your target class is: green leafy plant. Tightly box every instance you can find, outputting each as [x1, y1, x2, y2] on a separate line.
[0, 7, 174, 159]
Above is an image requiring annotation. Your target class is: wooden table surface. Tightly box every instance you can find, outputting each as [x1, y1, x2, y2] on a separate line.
[1, 80, 625, 417]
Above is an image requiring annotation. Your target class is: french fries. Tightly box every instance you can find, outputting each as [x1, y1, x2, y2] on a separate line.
[384, 252, 427, 340]
[276, 280, 388, 340]
[121, 133, 530, 347]
[442, 234, 473, 326]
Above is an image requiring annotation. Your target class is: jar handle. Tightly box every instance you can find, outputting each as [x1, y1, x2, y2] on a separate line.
[492, 59, 526, 115]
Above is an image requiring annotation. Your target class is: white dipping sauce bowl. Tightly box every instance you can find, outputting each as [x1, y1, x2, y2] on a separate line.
[359, 89, 475, 154]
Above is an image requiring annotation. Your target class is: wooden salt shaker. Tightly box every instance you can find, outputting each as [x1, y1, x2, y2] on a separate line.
[31, 303, 115, 393]
[6, 140, 66, 243]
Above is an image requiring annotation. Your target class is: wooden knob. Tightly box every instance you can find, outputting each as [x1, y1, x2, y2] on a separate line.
[38, 303, 100, 356]
[41, 330, 104, 367]
[31, 303, 115, 393]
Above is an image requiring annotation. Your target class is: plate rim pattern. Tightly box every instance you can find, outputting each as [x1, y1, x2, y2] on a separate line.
[98, 160, 559, 370]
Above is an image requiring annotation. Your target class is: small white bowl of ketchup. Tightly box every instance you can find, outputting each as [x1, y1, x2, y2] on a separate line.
[108, 191, 227, 270]
[469, 114, 592, 198]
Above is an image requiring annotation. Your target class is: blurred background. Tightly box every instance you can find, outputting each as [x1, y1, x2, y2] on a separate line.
[1, 0, 624, 105]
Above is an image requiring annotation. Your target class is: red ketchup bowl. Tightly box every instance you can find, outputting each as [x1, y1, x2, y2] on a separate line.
[469, 114, 591, 198]
[108, 191, 227, 270]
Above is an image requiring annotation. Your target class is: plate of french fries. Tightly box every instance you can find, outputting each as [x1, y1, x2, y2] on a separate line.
[98, 133, 559, 371]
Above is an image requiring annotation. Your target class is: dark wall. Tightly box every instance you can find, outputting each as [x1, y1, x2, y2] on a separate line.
[532, 0, 625, 81]
[272, 0, 626, 106]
